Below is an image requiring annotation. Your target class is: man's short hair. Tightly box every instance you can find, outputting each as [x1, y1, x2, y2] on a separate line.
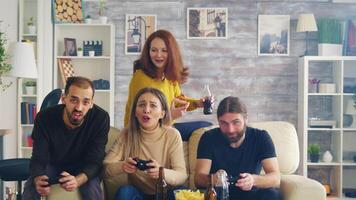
[64, 76, 95, 98]
[217, 96, 248, 118]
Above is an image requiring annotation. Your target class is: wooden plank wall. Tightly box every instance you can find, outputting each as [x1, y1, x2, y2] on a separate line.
[84, 0, 356, 129]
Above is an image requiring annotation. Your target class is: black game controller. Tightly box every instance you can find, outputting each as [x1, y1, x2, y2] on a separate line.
[47, 175, 66, 185]
[227, 175, 239, 186]
[133, 157, 153, 171]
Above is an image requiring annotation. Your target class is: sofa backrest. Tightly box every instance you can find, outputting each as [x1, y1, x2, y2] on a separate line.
[188, 121, 299, 189]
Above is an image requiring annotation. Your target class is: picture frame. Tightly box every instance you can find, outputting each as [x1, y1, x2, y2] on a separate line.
[64, 38, 77, 56]
[187, 7, 228, 39]
[258, 15, 290, 56]
[52, 0, 84, 24]
[125, 14, 157, 55]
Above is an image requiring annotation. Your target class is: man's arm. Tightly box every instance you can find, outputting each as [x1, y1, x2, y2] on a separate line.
[253, 157, 280, 188]
[194, 158, 212, 188]
[236, 157, 280, 190]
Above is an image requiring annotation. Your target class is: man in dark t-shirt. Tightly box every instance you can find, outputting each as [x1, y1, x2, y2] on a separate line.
[22, 76, 109, 200]
[195, 96, 281, 200]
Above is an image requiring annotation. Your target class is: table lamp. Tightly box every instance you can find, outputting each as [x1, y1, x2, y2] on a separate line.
[8, 42, 37, 79]
[296, 14, 318, 56]
[345, 99, 356, 128]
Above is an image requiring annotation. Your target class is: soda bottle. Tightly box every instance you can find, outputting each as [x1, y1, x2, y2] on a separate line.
[215, 170, 229, 200]
[203, 84, 213, 115]
[205, 174, 217, 200]
[155, 167, 167, 200]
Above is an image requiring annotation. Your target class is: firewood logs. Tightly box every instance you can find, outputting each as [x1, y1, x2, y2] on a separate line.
[54, 0, 83, 23]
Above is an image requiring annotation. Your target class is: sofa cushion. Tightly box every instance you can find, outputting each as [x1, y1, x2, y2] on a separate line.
[249, 121, 299, 174]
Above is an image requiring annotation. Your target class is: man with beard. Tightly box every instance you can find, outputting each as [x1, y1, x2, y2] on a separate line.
[22, 76, 109, 200]
[195, 96, 281, 200]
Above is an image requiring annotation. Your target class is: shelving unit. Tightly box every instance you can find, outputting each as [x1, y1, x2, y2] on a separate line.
[298, 56, 356, 199]
[17, 0, 40, 158]
[54, 24, 115, 125]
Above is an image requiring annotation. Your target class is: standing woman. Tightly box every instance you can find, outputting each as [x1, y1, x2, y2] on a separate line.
[124, 29, 212, 140]
[104, 87, 187, 200]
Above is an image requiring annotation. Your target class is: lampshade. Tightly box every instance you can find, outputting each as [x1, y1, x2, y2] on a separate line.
[296, 14, 318, 32]
[8, 42, 37, 78]
[345, 100, 356, 115]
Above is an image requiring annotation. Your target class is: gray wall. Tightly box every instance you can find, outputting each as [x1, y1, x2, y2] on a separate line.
[84, 1, 356, 129]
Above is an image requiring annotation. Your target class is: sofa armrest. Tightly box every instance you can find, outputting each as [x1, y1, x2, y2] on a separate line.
[281, 174, 326, 200]
[188, 125, 218, 189]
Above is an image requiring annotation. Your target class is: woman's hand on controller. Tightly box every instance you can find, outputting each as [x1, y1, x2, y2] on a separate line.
[60, 171, 79, 192]
[145, 159, 160, 179]
[123, 157, 137, 174]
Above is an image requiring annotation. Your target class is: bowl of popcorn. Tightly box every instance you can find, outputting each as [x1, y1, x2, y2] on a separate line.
[174, 189, 204, 200]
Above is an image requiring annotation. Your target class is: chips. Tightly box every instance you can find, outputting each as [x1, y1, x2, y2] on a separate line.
[175, 189, 204, 200]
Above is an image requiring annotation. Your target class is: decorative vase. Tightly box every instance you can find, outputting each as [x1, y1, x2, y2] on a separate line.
[99, 16, 108, 24]
[310, 153, 319, 162]
[322, 150, 333, 163]
[25, 86, 36, 95]
[84, 18, 92, 24]
[88, 50, 95, 57]
[27, 25, 36, 35]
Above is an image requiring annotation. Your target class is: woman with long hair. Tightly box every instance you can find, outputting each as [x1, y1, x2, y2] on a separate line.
[124, 29, 212, 140]
[104, 87, 187, 199]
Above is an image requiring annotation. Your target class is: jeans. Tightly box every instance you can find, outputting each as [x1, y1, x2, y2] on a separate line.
[173, 121, 213, 141]
[115, 185, 186, 200]
[22, 165, 103, 200]
[230, 188, 281, 200]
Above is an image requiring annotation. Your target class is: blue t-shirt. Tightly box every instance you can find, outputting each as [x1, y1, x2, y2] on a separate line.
[197, 126, 276, 178]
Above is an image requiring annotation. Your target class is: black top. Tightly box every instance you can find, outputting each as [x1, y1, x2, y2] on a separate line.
[30, 104, 109, 180]
[197, 126, 276, 178]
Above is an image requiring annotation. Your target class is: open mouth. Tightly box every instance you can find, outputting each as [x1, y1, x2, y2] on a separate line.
[72, 112, 82, 121]
[142, 115, 150, 123]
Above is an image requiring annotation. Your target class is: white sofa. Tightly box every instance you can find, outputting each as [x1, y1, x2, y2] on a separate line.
[47, 121, 326, 200]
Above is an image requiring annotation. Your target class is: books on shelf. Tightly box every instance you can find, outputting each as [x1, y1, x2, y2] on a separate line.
[20, 102, 37, 124]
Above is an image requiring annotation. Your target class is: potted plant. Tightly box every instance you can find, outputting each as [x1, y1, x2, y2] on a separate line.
[308, 143, 320, 163]
[27, 17, 36, 35]
[84, 15, 92, 24]
[0, 28, 12, 91]
[98, 0, 108, 24]
[77, 47, 83, 56]
[317, 18, 342, 56]
[24, 80, 36, 95]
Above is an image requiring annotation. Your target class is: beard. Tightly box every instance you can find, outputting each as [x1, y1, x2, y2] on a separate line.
[222, 124, 247, 144]
[65, 108, 84, 126]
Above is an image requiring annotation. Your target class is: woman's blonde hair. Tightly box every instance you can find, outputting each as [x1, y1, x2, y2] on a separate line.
[124, 87, 171, 158]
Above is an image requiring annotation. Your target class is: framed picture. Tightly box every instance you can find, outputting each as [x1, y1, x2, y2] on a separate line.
[52, 0, 83, 23]
[187, 7, 228, 39]
[125, 14, 157, 55]
[64, 38, 77, 56]
[258, 15, 290, 56]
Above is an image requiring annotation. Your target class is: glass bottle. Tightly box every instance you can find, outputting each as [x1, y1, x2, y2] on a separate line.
[215, 170, 229, 200]
[155, 167, 167, 200]
[203, 84, 213, 115]
[205, 174, 217, 200]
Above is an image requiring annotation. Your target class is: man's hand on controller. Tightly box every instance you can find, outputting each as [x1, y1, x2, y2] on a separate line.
[236, 173, 255, 191]
[34, 175, 50, 196]
[59, 171, 79, 192]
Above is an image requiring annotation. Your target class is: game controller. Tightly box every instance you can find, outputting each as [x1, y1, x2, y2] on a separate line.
[47, 175, 66, 185]
[227, 175, 239, 186]
[133, 157, 153, 171]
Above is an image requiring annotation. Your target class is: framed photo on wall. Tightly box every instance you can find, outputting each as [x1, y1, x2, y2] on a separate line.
[52, 0, 83, 23]
[125, 14, 157, 55]
[64, 38, 77, 56]
[187, 7, 228, 39]
[258, 15, 290, 56]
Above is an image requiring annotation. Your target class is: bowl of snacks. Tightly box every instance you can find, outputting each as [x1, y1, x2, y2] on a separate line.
[174, 189, 204, 200]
